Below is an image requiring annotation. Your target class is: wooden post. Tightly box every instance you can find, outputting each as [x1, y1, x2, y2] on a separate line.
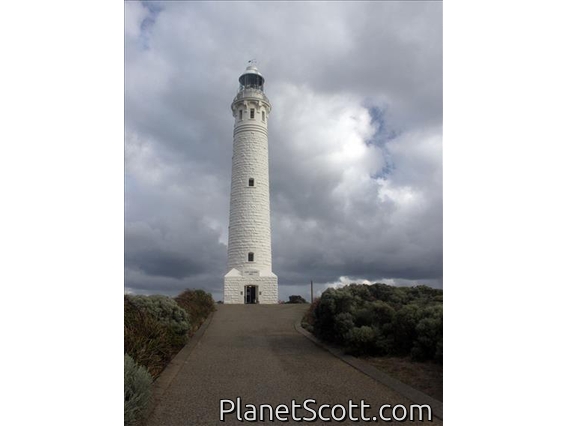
[311, 280, 313, 304]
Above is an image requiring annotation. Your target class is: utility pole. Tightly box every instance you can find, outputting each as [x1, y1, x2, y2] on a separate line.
[311, 280, 313, 304]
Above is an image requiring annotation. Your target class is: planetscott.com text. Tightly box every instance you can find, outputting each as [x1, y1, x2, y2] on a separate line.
[220, 397, 433, 422]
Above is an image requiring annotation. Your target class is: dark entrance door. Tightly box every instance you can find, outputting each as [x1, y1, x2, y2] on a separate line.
[245, 285, 258, 304]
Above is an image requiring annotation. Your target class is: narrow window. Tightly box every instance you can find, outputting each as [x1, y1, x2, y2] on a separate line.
[248, 252, 254, 262]
[248, 178, 254, 187]
[250, 109, 255, 119]
[239, 110, 243, 120]
[262, 111, 265, 121]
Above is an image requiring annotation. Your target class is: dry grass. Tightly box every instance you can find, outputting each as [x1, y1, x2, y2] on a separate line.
[361, 355, 443, 402]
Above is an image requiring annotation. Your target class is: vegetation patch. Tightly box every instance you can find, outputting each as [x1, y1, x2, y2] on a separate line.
[174, 289, 216, 334]
[124, 289, 215, 424]
[286, 295, 308, 304]
[124, 290, 215, 379]
[124, 295, 189, 378]
[303, 283, 443, 364]
[124, 354, 152, 426]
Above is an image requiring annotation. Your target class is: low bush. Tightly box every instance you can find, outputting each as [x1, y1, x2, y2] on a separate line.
[346, 325, 376, 355]
[124, 354, 152, 426]
[125, 290, 216, 377]
[301, 297, 320, 332]
[286, 295, 308, 304]
[410, 305, 443, 362]
[308, 283, 443, 363]
[334, 312, 356, 346]
[392, 304, 422, 354]
[174, 289, 215, 333]
[124, 296, 189, 378]
[127, 294, 191, 336]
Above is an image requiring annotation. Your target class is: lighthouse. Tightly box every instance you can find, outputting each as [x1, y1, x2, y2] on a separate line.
[223, 64, 278, 304]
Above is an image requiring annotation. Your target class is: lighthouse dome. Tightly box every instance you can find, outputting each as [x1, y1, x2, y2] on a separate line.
[238, 65, 265, 91]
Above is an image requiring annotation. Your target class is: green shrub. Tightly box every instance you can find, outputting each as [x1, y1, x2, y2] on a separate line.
[392, 304, 422, 354]
[127, 294, 191, 336]
[286, 295, 308, 304]
[368, 283, 396, 303]
[312, 289, 339, 341]
[346, 325, 376, 355]
[334, 312, 356, 345]
[174, 289, 215, 332]
[411, 305, 443, 363]
[350, 301, 395, 355]
[369, 300, 396, 325]
[124, 354, 152, 426]
[346, 284, 371, 302]
[374, 325, 395, 355]
[308, 283, 442, 362]
[353, 304, 375, 327]
[124, 296, 188, 378]
[435, 338, 443, 364]
[302, 297, 319, 332]
[333, 287, 357, 314]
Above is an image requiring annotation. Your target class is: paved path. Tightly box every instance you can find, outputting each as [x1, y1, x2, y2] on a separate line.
[145, 304, 442, 425]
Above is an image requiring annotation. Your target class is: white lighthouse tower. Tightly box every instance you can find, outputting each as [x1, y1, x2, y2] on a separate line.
[223, 64, 278, 304]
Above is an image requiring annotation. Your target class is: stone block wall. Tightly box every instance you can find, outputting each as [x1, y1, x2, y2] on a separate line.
[224, 275, 278, 304]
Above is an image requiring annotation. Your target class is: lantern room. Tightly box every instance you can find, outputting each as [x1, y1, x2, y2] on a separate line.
[238, 65, 265, 92]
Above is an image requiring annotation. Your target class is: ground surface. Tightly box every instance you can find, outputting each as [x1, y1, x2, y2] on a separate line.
[145, 304, 442, 425]
[362, 356, 443, 402]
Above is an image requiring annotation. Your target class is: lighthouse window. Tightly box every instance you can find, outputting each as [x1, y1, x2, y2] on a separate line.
[262, 111, 265, 121]
[250, 109, 255, 119]
[248, 178, 254, 187]
[248, 252, 254, 262]
[239, 110, 243, 120]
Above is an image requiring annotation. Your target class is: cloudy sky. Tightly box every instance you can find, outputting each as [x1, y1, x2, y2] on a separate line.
[124, 1, 442, 301]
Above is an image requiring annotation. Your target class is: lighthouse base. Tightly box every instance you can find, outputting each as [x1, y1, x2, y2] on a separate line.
[224, 269, 278, 304]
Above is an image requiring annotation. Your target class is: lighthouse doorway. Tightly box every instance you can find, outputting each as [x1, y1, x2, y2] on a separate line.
[244, 285, 258, 304]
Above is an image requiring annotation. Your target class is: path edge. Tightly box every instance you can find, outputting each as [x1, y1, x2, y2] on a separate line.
[142, 311, 215, 424]
[294, 320, 443, 420]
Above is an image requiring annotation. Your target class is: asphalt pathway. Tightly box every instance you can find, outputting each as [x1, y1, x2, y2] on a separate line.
[145, 304, 442, 425]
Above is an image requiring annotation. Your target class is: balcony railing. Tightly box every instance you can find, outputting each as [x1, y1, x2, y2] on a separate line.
[233, 88, 269, 104]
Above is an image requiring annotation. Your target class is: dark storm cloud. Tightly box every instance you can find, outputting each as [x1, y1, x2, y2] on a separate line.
[126, 249, 204, 279]
[125, 1, 443, 300]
